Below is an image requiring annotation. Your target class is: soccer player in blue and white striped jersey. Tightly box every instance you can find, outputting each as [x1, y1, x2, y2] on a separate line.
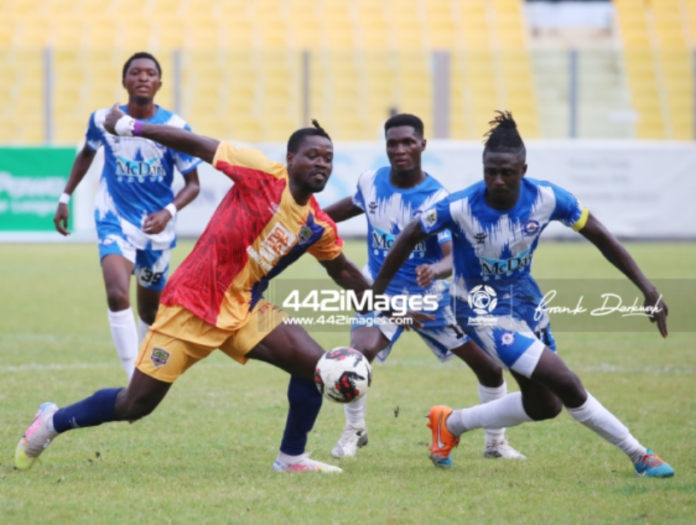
[53, 52, 201, 379]
[373, 111, 674, 478]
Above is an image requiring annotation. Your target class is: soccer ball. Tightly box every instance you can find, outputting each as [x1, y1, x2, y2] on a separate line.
[314, 347, 372, 403]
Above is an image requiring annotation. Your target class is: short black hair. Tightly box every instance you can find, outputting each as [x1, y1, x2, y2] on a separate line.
[384, 113, 424, 137]
[287, 119, 332, 153]
[483, 110, 525, 159]
[122, 52, 162, 80]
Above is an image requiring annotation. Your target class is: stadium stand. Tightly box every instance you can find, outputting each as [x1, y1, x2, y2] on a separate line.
[615, 0, 693, 140]
[0, 1, 692, 143]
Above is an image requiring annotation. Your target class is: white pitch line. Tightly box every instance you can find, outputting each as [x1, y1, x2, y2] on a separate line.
[578, 364, 696, 375]
[0, 361, 692, 375]
[0, 362, 117, 373]
[0, 333, 112, 345]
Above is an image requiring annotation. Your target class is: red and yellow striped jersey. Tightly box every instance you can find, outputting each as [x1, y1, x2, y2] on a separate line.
[161, 142, 343, 330]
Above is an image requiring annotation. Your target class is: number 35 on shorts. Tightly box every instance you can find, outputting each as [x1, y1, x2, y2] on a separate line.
[134, 249, 171, 291]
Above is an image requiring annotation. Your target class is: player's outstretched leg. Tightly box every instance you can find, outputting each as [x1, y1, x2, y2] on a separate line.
[451, 341, 526, 460]
[248, 324, 342, 473]
[529, 349, 674, 478]
[330, 325, 384, 459]
[429, 347, 674, 477]
[15, 371, 170, 470]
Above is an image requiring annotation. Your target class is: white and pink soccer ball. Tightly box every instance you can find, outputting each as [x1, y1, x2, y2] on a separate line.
[315, 347, 372, 403]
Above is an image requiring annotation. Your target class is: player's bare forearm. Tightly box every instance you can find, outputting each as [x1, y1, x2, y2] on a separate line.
[579, 213, 656, 294]
[171, 169, 200, 212]
[320, 254, 371, 296]
[580, 212, 668, 337]
[431, 243, 453, 279]
[324, 197, 364, 223]
[373, 219, 428, 295]
[139, 124, 218, 164]
[64, 145, 96, 194]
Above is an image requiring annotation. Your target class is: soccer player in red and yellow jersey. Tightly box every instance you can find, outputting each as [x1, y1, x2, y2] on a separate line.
[15, 106, 376, 473]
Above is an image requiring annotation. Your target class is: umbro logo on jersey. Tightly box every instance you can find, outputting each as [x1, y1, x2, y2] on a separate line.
[368, 201, 378, 214]
[474, 232, 487, 244]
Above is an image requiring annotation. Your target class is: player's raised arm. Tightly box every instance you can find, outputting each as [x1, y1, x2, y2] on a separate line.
[373, 218, 429, 296]
[324, 196, 364, 223]
[103, 103, 218, 164]
[578, 212, 668, 337]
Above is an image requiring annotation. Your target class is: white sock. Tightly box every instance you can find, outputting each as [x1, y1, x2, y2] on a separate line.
[344, 394, 367, 430]
[138, 317, 151, 344]
[447, 392, 532, 436]
[479, 382, 507, 445]
[107, 308, 138, 380]
[276, 450, 303, 464]
[566, 392, 647, 463]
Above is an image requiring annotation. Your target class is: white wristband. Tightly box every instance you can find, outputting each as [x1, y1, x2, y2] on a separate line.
[164, 203, 177, 218]
[114, 115, 136, 136]
[59, 192, 70, 205]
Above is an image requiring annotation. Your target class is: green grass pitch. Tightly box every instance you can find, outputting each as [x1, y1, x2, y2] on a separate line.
[1, 240, 695, 524]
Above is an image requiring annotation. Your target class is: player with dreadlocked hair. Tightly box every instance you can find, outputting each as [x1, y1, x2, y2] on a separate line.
[324, 112, 525, 461]
[371, 110, 675, 477]
[484, 110, 525, 155]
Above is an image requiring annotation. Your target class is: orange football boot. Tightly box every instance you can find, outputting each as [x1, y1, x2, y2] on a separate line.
[426, 405, 460, 467]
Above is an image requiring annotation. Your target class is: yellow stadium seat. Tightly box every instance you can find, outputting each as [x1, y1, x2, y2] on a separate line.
[87, 18, 118, 49]
[184, 19, 222, 50]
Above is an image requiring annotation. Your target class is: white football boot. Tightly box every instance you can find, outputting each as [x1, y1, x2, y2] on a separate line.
[331, 427, 369, 458]
[15, 402, 59, 470]
[272, 452, 343, 473]
[483, 438, 527, 459]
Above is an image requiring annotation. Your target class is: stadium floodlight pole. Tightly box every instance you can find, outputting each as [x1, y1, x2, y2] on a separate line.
[693, 49, 696, 140]
[43, 47, 53, 144]
[433, 51, 450, 139]
[173, 49, 182, 116]
[569, 48, 578, 139]
[302, 50, 310, 128]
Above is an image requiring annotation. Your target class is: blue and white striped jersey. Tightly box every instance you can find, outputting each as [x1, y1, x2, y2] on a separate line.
[86, 105, 201, 250]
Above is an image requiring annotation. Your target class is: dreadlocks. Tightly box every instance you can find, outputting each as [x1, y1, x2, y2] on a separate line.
[483, 111, 525, 159]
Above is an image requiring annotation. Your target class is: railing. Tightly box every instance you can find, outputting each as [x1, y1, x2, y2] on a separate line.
[0, 48, 693, 144]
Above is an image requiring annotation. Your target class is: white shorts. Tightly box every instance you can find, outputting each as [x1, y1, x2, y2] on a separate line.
[352, 310, 469, 363]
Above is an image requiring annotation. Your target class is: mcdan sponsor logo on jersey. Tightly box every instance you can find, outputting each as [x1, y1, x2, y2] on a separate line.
[115, 155, 167, 181]
[371, 226, 426, 253]
[480, 248, 533, 280]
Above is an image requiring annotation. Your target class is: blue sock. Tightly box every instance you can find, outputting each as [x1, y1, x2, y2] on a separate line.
[52, 388, 123, 434]
[280, 377, 323, 456]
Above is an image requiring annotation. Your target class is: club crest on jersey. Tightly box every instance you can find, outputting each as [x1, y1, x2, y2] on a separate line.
[501, 332, 515, 346]
[523, 220, 540, 237]
[423, 209, 437, 228]
[474, 232, 487, 244]
[298, 225, 313, 245]
[151, 347, 170, 368]
[368, 202, 378, 214]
